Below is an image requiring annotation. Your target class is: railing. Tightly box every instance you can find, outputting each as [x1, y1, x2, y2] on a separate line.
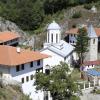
[76, 81, 98, 90]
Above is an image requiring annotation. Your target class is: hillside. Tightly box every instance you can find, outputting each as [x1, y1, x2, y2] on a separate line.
[0, 85, 31, 100]
[0, 0, 99, 31]
[34, 4, 100, 49]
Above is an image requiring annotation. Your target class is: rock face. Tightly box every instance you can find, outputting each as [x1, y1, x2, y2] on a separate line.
[0, 17, 27, 42]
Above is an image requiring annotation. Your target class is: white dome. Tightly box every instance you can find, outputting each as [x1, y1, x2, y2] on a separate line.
[47, 21, 61, 30]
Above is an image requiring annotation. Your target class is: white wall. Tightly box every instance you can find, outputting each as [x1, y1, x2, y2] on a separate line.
[9, 60, 44, 100]
[89, 38, 98, 61]
[41, 49, 72, 73]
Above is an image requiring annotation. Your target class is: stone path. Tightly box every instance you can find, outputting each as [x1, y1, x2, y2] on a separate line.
[80, 93, 100, 100]
[80, 88, 100, 100]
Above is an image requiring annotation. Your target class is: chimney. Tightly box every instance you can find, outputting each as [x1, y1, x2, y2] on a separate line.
[16, 47, 21, 53]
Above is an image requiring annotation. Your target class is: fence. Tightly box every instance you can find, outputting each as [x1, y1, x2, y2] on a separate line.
[77, 81, 98, 91]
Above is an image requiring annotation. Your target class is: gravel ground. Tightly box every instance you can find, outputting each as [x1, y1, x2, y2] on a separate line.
[80, 88, 100, 100]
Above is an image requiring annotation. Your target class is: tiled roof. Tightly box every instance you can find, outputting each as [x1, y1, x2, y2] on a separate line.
[0, 31, 20, 43]
[88, 24, 97, 38]
[83, 60, 100, 66]
[41, 40, 74, 57]
[66, 28, 79, 35]
[0, 45, 49, 66]
[66, 27, 100, 37]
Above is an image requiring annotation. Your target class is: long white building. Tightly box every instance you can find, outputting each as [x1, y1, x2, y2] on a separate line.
[0, 45, 49, 100]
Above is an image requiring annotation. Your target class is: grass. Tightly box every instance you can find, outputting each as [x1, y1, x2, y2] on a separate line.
[71, 68, 82, 81]
[0, 85, 31, 100]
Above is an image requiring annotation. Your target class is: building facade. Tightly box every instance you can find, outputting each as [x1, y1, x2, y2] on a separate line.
[0, 45, 49, 100]
[65, 24, 99, 61]
[41, 21, 77, 73]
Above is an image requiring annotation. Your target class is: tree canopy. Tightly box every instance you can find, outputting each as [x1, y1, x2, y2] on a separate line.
[34, 62, 80, 100]
[0, 0, 99, 31]
[75, 27, 89, 66]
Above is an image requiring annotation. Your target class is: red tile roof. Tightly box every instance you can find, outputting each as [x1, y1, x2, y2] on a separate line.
[0, 31, 20, 43]
[83, 60, 100, 66]
[0, 45, 49, 66]
[66, 27, 100, 36]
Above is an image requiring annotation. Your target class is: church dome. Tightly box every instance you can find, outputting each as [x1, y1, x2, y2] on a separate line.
[47, 21, 61, 30]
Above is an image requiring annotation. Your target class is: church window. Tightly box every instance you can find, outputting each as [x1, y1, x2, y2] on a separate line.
[93, 39, 95, 44]
[21, 78, 24, 83]
[30, 62, 33, 67]
[30, 75, 34, 80]
[16, 65, 20, 72]
[56, 34, 58, 43]
[37, 60, 40, 66]
[21, 64, 24, 70]
[51, 34, 53, 43]
[48, 33, 49, 42]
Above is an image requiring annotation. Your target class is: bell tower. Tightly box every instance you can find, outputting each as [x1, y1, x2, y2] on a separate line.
[88, 24, 98, 61]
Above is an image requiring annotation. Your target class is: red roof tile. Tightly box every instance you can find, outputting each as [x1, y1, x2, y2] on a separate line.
[0, 31, 20, 43]
[0, 45, 49, 66]
[66, 27, 100, 36]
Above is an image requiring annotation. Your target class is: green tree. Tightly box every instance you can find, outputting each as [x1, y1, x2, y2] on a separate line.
[34, 62, 80, 100]
[75, 27, 89, 66]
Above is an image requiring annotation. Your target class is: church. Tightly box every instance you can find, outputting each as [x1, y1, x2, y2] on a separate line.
[41, 21, 77, 72]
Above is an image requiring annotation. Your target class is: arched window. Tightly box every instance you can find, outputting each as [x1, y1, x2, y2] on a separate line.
[93, 39, 95, 44]
[51, 34, 53, 43]
[56, 34, 58, 43]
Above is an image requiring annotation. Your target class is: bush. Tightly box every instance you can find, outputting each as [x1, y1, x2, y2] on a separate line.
[84, 4, 92, 10]
[72, 11, 82, 18]
[70, 95, 80, 100]
[95, 89, 100, 94]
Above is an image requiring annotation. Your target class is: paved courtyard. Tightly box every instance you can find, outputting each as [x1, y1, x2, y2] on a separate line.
[80, 93, 100, 100]
[80, 88, 100, 100]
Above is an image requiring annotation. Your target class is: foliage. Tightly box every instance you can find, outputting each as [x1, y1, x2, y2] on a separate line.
[0, 85, 31, 100]
[75, 27, 89, 66]
[72, 11, 82, 18]
[84, 4, 93, 10]
[70, 95, 80, 100]
[0, 0, 99, 32]
[91, 87, 100, 94]
[71, 68, 81, 81]
[34, 62, 80, 100]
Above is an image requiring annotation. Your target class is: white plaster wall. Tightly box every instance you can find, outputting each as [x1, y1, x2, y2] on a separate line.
[10, 60, 44, 100]
[47, 30, 61, 44]
[89, 38, 98, 61]
[41, 49, 71, 72]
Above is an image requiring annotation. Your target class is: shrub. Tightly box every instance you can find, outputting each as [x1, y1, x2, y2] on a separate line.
[95, 89, 100, 94]
[72, 11, 82, 18]
[84, 4, 92, 10]
[70, 95, 80, 100]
